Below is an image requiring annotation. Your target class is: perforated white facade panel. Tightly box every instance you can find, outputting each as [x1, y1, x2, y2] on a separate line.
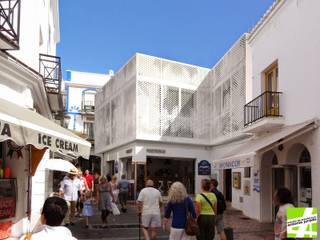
[95, 35, 247, 153]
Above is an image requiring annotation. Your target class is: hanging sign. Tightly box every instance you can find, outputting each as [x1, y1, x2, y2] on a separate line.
[198, 160, 211, 175]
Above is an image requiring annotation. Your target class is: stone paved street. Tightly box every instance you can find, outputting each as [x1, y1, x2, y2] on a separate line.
[69, 202, 273, 240]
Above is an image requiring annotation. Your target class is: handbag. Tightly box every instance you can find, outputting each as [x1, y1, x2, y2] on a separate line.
[111, 202, 120, 215]
[184, 198, 199, 236]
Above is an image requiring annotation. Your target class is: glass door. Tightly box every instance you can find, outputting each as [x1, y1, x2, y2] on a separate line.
[299, 166, 312, 207]
[272, 167, 285, 220]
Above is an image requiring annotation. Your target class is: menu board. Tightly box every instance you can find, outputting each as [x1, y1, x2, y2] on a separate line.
[0, 179, 17, 219]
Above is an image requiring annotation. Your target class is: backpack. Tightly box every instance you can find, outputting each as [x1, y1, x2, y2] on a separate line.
[213, 189, 226, 214]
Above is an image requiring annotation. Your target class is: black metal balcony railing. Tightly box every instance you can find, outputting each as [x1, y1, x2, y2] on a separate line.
[39, 54, 62, 94]
[244, 91, 282, 127]
[0, 0, 20, 49]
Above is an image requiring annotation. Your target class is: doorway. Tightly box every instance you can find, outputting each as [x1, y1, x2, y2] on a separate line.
[224, 169, 232, 202]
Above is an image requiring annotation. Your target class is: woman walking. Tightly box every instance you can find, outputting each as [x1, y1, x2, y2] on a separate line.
[96, 176, 115, 228]
[195, 179, 217, 240]
[274, 187, 294, 240]
[111, 175, 119, 203]
[163, 181, 196, 240]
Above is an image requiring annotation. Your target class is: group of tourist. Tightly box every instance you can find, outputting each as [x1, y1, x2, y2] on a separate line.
[21, 169, 295, 240]
[58, 169, 131, 229]
[137, 178, 227, 240]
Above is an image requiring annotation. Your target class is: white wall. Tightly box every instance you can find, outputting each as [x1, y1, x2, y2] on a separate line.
[12, 0, 59, 70]
[249, 0, 320, 125]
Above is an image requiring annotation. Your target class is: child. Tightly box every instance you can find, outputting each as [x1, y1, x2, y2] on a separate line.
[82, 191, 94, 228]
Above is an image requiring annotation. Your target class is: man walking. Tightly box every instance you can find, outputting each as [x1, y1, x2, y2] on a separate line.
[84, 170, 94, 192]
[118, 174, 130, 213]
[210, 179, 227, 240]
[59, 169, 81, 226]
[137, 180, 162, 240]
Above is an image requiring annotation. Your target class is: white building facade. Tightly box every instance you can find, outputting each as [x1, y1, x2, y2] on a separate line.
[63, 70, 112, 172]
[0, 0, 91, 238]
[96, 0, 320, 224]
[95, 35, 248, 196]
[212, 0, 320, 222]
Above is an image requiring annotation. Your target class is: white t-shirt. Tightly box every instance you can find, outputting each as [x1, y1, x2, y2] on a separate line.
[21, 225, 77, 240]
[137, 187, 162, 215]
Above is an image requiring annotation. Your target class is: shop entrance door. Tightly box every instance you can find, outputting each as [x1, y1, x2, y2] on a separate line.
[272, 167, 285, 220]
[298, 165, 312, 207]
[224, 169, 232, 202]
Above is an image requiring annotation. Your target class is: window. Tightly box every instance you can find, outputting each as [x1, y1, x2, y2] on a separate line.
[181, 89, 194, 117]
[299, 148, 311, 163]
[244, 167, 251, 178]
[83, 122, 94, 140]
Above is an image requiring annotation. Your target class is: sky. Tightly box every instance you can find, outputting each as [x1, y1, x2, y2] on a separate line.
[57, 1, 274, 77]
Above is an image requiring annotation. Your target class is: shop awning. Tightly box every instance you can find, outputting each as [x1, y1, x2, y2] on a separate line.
[212, 120, 318, 170]
[45, 159, 78, 173]
[0, 98, 91, 158]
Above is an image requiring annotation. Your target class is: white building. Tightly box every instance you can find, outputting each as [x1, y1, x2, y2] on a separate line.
[63, 70, 113, 172]
[95, 36, 248, 196]
[0, 0, 90, 238]
[212, 0, 320, 223]
[96, 0, 320, 224]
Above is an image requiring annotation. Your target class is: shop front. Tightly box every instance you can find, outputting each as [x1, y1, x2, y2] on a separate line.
[0, 98, 91, 238]
[212, 120, 318, 222]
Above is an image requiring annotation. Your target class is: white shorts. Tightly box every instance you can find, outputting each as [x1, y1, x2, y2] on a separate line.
[169, 228, 190, 240]
[141, 214, 161, 228]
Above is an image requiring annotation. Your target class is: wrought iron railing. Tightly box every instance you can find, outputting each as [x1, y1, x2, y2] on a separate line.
[244, 91, 282, 127]
[39, 54, 62, 94]
[0, 0, 20, 49]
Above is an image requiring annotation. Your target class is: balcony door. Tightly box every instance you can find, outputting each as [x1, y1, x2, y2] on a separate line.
[264, 64, 279, 116]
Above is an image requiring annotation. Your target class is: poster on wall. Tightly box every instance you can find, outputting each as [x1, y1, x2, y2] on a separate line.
[0, 179, 17, 219]
[232, 172, 241, 189]
[253, 171, 260, 193]
[198, 160, 211, 175]
[243, 180, 250, 195]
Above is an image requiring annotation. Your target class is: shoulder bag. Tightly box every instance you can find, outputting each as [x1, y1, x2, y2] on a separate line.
[184, 197, 199, 236]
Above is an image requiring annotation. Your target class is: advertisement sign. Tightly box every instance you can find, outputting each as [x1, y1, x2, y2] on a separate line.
[0, 179, 16, 219]
[198, 160, 211, 175]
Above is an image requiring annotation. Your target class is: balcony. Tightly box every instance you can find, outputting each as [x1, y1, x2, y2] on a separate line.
[82, 101, 95, 113]
[39, 54, 63, 115]
[244, 91, 284, 133]
[0, 0, 20, 50]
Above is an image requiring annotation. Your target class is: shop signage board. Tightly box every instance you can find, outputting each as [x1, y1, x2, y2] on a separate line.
[212, 155, 254, 170]
[0, 179, 16, 219]
[198, 160, 211, 175]
[0, 98, 91, 159]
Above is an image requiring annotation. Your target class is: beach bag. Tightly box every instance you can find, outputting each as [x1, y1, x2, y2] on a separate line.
[111, 202, 120, 216]
[184, 198, 199, 236]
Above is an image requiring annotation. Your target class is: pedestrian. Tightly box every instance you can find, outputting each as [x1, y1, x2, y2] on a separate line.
[21, 196, 77, 239]
[195, 179, 217, 240]
[210, 179, 227, 240]
[137, 179, 162, 240]
[82, 191, 94, 228]
[59, 169, 81, 226]
[111, 175, 119, 203]
[84, 170, 94, 192]
[76, 170, 88, 216]
[274, 187, 294, 240]
[93, 171, 101, 199]
[96, 176, 115, 228]
[118, 174, 130, 213]
[163, 181, 196, 240]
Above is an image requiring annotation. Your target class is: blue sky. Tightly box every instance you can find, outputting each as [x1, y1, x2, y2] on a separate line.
[57, 1, 274, 76]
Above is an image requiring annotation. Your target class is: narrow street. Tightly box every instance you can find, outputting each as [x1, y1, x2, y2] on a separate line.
[69, 202, 273, 240]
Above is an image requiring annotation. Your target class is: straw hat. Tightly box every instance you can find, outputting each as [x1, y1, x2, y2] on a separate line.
[68, 168, 78, 175]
